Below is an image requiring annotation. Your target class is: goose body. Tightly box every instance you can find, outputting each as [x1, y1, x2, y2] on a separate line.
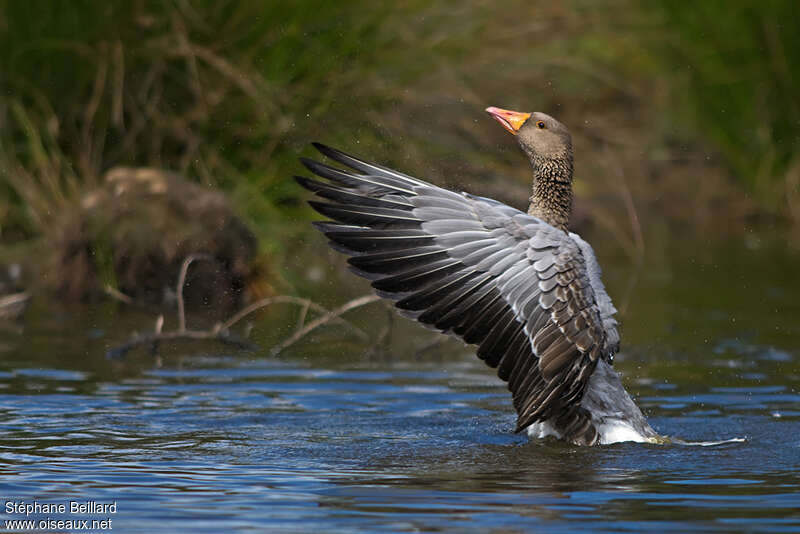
[297, 106, 658, 445]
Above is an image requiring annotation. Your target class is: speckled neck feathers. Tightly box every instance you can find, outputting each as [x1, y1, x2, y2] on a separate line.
[527, 152, 573, 232]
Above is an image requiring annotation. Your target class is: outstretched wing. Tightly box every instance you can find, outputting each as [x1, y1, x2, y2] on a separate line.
[297, 143, 617, 443]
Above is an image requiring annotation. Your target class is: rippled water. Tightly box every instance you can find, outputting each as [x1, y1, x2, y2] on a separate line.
[1, 230, 799, 532]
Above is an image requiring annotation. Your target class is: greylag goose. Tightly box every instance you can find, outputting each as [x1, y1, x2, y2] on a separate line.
[296, 106, 659, 446]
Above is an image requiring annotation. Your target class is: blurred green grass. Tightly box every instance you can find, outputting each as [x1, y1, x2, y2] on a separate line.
[0, 1, 394, 243]
[653, 0, 800, 215]
[1, 0, 797, 262]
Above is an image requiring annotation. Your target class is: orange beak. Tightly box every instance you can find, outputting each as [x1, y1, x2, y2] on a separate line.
[485, 106, 531, 135]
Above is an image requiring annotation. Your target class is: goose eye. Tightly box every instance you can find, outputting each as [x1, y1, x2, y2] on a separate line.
[536, 121, 546, 129]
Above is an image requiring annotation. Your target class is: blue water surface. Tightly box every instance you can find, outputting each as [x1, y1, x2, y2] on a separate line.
[1, 232, 799, 532]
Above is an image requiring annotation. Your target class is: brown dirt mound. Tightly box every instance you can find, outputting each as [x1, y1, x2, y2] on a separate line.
[44, 167, 261, 309]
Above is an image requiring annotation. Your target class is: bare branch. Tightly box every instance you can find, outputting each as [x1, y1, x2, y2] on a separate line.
[103, 285, 134, 304]
[0, 292, 30, 310]
[0, 292, 30, 320]
[271, 294, 381, 356]
[176, 253, 213, 332]
[106, 253, 379, 360]
[218, 295, 366, 339]
[296, 300, 311, 331]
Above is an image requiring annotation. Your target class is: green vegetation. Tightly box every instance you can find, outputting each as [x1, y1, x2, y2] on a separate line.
[652, 0, 800, 215]
[1, 1, 797, 295]
[0, 1, 394, 243]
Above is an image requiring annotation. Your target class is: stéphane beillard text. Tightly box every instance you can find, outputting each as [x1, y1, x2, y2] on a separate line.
[5, 500, 117, 516]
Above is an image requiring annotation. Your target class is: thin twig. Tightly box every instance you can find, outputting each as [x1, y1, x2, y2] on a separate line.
[103, 284, 134, 304]
[296, 300, 310, 331]
[151, 314, 164, 354]
[176, 253, 213, 332]
[0, 292, 30, 320]
[0, 292, 30, 310]
[218, 295, 366, 339]
[270, 294, 381, 356]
